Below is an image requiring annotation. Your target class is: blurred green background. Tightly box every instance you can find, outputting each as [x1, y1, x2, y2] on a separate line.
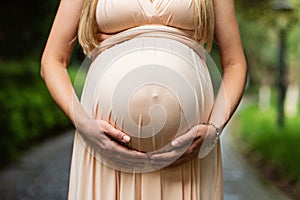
[0, 1, 79, 166]
[0, 0, 299, 196]
[232, 0, 300, 197]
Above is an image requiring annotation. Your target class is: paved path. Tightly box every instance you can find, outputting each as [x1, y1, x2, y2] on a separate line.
[0, 129, 294, 200]
[0, 131, 73, 200]
[221, 128, 292, 200]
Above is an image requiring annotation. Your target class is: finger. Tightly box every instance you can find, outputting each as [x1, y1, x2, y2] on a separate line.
[166, 145, 201, 168]
[106, 140, 149, 161]
[100, 150, 149, 172]
[171, 126, 199, 148]
[100, 121, 130, 143]
[94, 133, 148, 162]
[100, 156, 137, 171]
[152, 139, 202, 168]
[111, 150, 148, 163]
[151, 141, 189, 160]
[99, 149, 147, 170]
[115, 145, 148, 160]
[150, 148, 184, 162]
[171, 125, 206, 148]
[93, 132, 149, 168]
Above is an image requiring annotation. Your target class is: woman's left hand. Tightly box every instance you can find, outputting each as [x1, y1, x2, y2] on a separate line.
[150, 124, 208, 168]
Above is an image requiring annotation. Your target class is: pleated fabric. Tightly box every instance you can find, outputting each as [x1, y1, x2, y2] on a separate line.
[69, 131, 223, 200]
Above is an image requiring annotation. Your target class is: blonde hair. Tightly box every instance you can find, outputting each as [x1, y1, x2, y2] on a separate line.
[78, 0, 99, 55]
[78, 0, 214, 55]
[194, 0, 214, 50]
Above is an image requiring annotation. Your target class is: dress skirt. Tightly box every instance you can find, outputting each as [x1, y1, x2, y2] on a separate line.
[68, 26, 224, 200]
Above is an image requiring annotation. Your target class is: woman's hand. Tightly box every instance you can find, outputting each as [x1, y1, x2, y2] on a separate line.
[77, 119, 149, 171]
[150, 125, 209, 168]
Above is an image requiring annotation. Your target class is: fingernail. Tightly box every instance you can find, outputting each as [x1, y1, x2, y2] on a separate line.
[171, 140, 179, 147]
[122, 135, 130, 142]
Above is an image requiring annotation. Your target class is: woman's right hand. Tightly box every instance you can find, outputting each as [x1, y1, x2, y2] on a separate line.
[76, 119, 149, 171]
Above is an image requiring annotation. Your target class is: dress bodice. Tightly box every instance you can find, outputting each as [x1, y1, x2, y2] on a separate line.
[96, 0, 195, 34]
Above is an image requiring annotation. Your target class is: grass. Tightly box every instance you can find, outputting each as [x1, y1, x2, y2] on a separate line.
[232, 102, 300, 195]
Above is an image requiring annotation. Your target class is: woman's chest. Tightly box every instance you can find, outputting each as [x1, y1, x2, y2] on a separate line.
[96, 0, 195, 33]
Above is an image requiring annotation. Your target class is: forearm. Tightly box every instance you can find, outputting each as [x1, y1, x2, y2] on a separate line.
[210, 0, 247, 129]
[223, 62, 247, 120]
[208, 61, 247, 129]
[40, 59, 90, 127]
[40, 0, 86, 126]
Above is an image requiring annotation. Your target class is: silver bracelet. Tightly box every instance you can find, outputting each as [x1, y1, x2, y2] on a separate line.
[201, 122, 222, 147]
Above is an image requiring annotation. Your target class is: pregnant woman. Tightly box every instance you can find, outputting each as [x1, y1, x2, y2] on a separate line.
[41, 0, 247, 199]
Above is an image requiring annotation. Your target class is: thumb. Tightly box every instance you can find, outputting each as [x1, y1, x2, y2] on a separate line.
[171, 125, 201, 148]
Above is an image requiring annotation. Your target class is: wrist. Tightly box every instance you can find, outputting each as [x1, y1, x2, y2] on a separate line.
[74, 116, 95, 133]
[202, 122, 223, 138]
[198, 122, 224, 158]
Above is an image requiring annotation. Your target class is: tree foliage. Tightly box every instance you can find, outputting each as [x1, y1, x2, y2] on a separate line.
[235, 0, 300, 87]
[0, 0, 59, 60]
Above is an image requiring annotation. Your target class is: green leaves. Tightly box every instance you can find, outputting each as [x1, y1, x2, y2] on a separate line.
[235, 103, 300, 183]
[235, 0, 300, 89]
[0, 61, 72, 166]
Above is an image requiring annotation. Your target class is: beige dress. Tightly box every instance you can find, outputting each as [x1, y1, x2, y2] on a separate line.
[68, 0, 223, 199]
